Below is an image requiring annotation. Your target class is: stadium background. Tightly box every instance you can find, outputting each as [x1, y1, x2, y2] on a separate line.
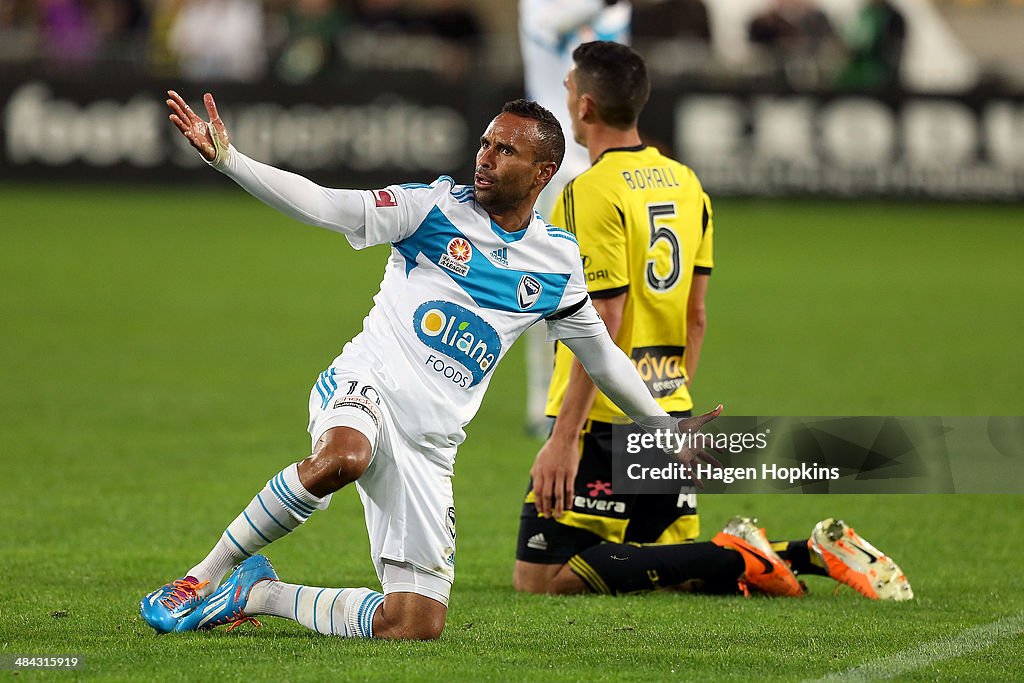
[2, 0, 1022, 680]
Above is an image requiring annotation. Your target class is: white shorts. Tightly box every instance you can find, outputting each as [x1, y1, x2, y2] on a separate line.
[307, 366, 456, 606]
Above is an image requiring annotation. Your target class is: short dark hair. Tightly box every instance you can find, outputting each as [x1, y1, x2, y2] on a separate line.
[572, 41, 650, 129]
[500, 98, 565, 167]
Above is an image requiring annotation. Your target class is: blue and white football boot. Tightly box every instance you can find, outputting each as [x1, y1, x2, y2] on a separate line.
[140, 576, 210, 634]
[174, 555, 278, 633]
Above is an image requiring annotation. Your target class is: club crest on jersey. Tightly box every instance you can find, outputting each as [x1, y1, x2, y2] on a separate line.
[414, 300, 501, 387]
[439, 238, 472, 276]
[517, 275, 542, 310]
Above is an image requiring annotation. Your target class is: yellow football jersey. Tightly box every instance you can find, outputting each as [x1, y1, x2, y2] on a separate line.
[546, 145, 713, 421]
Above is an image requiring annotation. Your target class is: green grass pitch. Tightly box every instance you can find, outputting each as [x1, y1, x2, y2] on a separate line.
[2, 185, 1022, 681]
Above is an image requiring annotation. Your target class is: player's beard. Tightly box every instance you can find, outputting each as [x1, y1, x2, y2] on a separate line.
[475, 175, 531, 217]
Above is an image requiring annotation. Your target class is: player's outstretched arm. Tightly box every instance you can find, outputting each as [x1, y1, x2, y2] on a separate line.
[164, 90, 375, 240]
[561, 330, 723, 484]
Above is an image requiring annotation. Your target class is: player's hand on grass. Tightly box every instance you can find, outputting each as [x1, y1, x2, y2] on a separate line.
[673, 403, 724, 488]
[530, 437, 580, 519]
[166, 90, 230, 166]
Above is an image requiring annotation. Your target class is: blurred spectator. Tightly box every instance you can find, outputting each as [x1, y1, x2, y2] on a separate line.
[271, 0, 349, 83]
[40, 0, 98, 65]
[634, 0, 709, 43]
[148, 0, 185, 74]
[747, 0, 839, 89]
[419, 0, 479, 80]
[836, 0, 906, 90]
[342, 0, 482, 78]
[0, 0, 38, 62]
[353, 0, 411, 32]
[342, 0, 423, 72]
[421, 0, 482, 80]
[93, 0, 147, 62]
[632, 0, 712, 80]
[169, 0, 266, 81]
[12, 0, 146, 68]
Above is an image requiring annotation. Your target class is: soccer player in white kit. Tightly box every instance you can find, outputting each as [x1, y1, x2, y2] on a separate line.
[519, 0, 631, 434]
[520, 0, 630, 209]
[139, 90, 721, 640]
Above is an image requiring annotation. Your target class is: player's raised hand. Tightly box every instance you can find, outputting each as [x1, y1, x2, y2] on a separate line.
[674, 403, 724, 488]
[530, 437, 580, 519]
[166, 90, 230, 165]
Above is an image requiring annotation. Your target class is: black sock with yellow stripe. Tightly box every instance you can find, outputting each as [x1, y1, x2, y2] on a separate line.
[568, 542, 744, 595]
[771, 539, 829, 577]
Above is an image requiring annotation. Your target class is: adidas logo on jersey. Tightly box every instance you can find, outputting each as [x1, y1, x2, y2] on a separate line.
[488, 247, 509, 267]
[527, 533, 548, 551]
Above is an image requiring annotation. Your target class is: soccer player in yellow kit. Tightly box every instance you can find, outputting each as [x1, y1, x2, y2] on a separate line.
[514, 41, 912, 601]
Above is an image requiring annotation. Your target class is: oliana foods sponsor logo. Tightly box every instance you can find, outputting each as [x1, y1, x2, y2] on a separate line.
[414, 300, 501, 387]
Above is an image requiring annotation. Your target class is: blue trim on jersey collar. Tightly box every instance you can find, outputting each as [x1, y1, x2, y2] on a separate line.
[490, 218, 530, 244]
[546, 229, 577, 244]
[395, 207, 569, 315]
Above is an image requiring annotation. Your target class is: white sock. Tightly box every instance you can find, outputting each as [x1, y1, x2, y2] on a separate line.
[188, 463, 322, 594]
[247, 581, 384, 638]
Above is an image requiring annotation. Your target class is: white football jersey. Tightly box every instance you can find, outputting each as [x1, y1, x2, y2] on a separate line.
[330, 176, 601, 454]
[519, 0, 631, 212]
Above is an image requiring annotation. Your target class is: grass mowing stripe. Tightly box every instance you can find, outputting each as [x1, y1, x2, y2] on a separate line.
[809, 612, 1024, 682]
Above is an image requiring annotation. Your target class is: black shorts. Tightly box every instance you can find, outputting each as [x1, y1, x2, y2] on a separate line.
[516, 414, 699, 564]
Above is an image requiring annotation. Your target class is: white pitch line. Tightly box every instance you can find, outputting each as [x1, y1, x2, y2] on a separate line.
[806, 612, 1024, 682]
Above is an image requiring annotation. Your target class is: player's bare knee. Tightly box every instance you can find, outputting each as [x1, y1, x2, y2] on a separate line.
[371, 592, 447, 640]
[547, 564, 588, 595]
[512, 565, 545, 594]
[513, 560, 579, 595]
[515, 583, 550, 595]
[375, 611, 445, 641]
[299, 428, 372, 495]
[398, 617, 444, 641]
[514, 576, 581, 595]
[547, 577, 585, 595]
